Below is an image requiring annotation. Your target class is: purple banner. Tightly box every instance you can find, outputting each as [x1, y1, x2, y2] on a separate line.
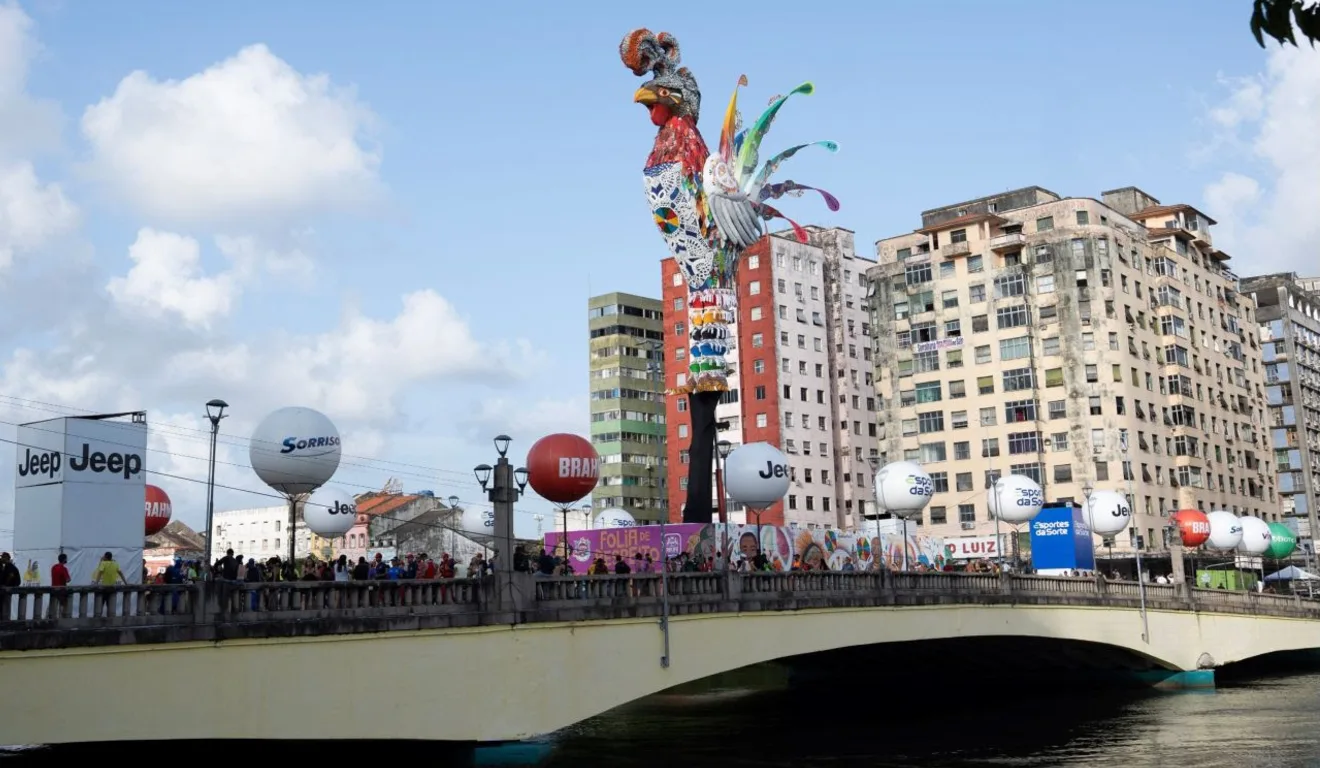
[543, 524, 706, 571]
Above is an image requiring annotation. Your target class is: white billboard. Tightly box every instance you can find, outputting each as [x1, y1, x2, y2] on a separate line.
[13, 415, 147, 586]
[945, 535, 1001, 560]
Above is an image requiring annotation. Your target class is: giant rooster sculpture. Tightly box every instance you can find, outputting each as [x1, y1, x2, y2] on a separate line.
[620, 28, 840, 523]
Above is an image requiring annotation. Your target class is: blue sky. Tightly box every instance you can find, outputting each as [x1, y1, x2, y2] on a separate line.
[0, 0, 1315, 548]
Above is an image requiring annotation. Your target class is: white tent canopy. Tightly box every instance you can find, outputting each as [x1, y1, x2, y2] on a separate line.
[1264, 565, 1320, 582]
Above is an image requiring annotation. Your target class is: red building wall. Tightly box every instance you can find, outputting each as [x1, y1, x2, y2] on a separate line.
[661, 241, 786, 526]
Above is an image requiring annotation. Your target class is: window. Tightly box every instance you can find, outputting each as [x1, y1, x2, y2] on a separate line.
[1037, 274, 1055, 294]
[967, 255, 983, 273]
[749, 280, 761, 295]
[755, 385, 766, 400]
[931, 472, 949, 493]
[1036, 216, 1054, 232]
[672, 272, 683, 286]
[969, 284, 986, 303]
[905, 262, 932, 286]
[918, 411, 945, 433]
[1076, 210, 1089, 225]
[1002, 368, 1033, 391]
[756, 413, 767, 428]
[977, 375, 994, 395]
[940, 261, 956, 278]
[751, 333, 763, 348]
[750, 307, 762, 321]
[950, 228, 967, 243]
[678, 424, 689, 439]
[956, 473, 974, 492]
[753, 359, 765, 374]
[979, 407, 996, 426]
[1005, 399, 1037, 423]
[915, 381, 942, 403]
[1048, 400, 1067, 419]
[1045, 368, 1064, 387]
[999, 336, 1031, 361]
[972, 315, 989, 333]
[996, 305, 1029, 329]
[994, 273, 1025, 298]
[942, 290, 959, 309]
[951, 410, 968, 429]
[673, 297, 684, 311]
[1043, 336, 1060, 356]
[1008, 431, 1040, 455]
[949, 380, 966, 398]
[975, 345, 992, 365]
[1051, 432, 1068, 450]
[930, 506, 948, 525]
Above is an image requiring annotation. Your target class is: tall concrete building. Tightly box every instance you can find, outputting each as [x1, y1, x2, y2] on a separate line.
[866, 186, 1274, 555]
[588, 292, 667, 524]
[1240, 274, 1320, 556]
[662, 227, 877, 528]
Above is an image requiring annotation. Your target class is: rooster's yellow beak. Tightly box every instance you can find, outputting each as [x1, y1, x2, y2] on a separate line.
[633, 86, 658, 105]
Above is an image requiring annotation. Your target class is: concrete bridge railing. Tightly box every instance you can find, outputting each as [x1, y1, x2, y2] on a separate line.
[2, 571, 1318, 651]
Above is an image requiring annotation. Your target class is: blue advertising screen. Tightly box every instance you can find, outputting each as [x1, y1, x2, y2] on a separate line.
[1029, 503, 1096, 572]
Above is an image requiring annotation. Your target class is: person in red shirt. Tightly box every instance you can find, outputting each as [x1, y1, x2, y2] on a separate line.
[48, 553, 70, 618]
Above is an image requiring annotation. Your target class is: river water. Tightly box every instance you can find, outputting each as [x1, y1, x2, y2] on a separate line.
[5, 661, 1320, 767]
[538, 662, 1320, 768]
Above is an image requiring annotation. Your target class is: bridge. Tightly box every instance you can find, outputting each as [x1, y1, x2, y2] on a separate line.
[3, 571, 1320, 745]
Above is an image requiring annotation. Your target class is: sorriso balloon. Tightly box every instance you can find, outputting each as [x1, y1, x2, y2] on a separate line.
[249, 407, 342, 495]
[1266, 522, 1297, 559]
[1206, 510, 1243, 550]
[1083, 490, 1131, 537]
[1171, 509, 1211, 548]
[724, 442, 790, 510]
[303, 486, 357, 538]
[144, 484, 172, 536]
[593, 508, 636, 529]
[527, 433, 599, 504]
[987, 474, 1044, 524]
[1237, 515, 1272, 555]
[874, 461, 934, 519]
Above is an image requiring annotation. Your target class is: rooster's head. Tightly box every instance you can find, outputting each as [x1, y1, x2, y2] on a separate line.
[620, 28, 700, 126]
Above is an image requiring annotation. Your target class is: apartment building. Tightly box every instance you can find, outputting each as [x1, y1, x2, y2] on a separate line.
[866, 185, 1274, 555]
[588, 292, 667, 524]
[1240, 274, 1320, 554]
[661, 228, 876, 528]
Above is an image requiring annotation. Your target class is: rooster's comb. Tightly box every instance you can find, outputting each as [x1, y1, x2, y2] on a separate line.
[620, 29, 681, 77]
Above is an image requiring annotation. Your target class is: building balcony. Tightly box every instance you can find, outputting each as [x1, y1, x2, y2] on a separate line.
[989, 233, 1026, 252]
[941, 241, 971, 258]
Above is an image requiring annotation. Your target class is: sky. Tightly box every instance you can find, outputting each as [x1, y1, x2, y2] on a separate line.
[0, 0, 1316, 549]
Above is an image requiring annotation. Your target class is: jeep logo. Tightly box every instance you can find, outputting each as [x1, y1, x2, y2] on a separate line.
[17, 448, 61, 480]
[330, 501, 356, 516]
[758, 461, 789, 479]
[16, 443, 142, 481]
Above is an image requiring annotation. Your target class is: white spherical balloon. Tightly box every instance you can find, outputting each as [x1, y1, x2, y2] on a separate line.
[724, 442, 790, 510]
[593, 508, 635, 529]
[1237, 515, 1271, 555]
[1206, 510, 1244, 550]
[249, 407, 342, 495]
[459, 504, 495, 536]
[874, 461, 934, 519]
[303, 486, 357, 538]
[987, 474, 1044, 524]
[1084, 490, 1132, 537]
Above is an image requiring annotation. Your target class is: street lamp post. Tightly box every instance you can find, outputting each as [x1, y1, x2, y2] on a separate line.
[472, 435, 529, 581]
[1120, 429, 1149, 643]
[716, 439, 732, 525]
[203, 399, 228, 572]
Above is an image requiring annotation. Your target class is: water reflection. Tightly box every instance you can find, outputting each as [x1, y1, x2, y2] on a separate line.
[541, 669, 1320, 768]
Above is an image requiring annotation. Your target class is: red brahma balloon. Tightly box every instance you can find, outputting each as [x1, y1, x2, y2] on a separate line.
[1172, 509, 1211, 548]
[145, 484, 172, 536]
[526, 433, 599, 504]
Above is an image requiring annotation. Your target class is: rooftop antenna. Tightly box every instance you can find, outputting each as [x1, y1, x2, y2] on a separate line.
[383, 477, 403, 495]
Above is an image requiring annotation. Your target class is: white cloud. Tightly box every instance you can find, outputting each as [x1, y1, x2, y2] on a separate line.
[0, 6, 75, 271]
[80, 43, 382, 226]
[106, 228, 239, 329]
[0, 161, 77, 269]
[458, 394, 589, 445]
[0, 1, 62, 160]
[1201, 49, 1320, 275]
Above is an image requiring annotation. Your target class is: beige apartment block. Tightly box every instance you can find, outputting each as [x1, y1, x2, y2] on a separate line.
[865, 186, 1275, 556]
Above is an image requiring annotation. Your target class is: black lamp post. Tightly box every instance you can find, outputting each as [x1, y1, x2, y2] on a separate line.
[203, 398, 228, 571]
[473, 435, 528, 573]
[716, 439, 732, 525]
